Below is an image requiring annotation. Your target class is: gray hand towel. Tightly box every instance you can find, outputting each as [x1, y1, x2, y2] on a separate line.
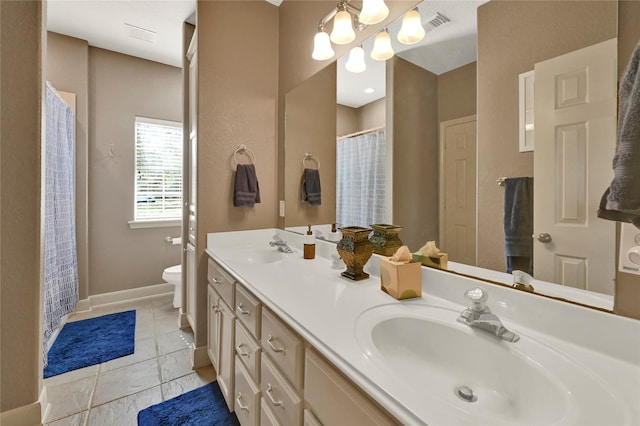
[504, 177, 534, 274]
[234, 164, 260, 207]
[598, 41, 640, 228]
[301, 168, 321, 206]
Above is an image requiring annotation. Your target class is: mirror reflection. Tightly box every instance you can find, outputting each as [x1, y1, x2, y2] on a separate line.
[284, 0, 619, 311]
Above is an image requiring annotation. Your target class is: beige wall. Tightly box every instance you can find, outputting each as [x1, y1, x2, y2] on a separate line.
[359, 97, 386, 131]
[46, 32, 90, 300]
[0, 0, 43, 413]
[388, 57, 439, 250]
[284, 63, 337, 227]
[614, 0, 640, 320]
[337, 104, 358, 137]
[438, 61, 476, 124]
[195, 0, 279, 346]
[476, 0, 617, 272]
[88, 48, 182, 296]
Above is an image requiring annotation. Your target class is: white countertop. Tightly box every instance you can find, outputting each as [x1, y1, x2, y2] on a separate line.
[207, 228, 640, 425]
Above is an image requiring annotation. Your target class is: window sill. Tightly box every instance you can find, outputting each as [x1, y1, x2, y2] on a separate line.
[128, 219, 182, 229]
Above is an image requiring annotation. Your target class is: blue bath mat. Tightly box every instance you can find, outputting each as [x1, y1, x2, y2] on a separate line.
[137, 381, 239, 426]
[44, 310, 136, 378]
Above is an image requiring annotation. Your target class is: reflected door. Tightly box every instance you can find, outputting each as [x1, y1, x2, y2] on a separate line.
[534, 38, 617, 294]
[440, 116, 477, 265]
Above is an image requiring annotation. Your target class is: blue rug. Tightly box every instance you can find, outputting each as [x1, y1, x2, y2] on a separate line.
[44, 310, 136, 378]
[138, 381, 239, 426]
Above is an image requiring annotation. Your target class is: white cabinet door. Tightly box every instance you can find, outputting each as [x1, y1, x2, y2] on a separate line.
[186, 243, 197, 331]
[207, 285, 221, 372]
[218, 299, 236, 412]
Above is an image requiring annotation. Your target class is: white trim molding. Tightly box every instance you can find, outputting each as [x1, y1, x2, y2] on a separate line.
[128, 219, 181, 229]
[75, 283, 174, 312]
[191, 345, 211, 369]
[1, 399, 44, 426]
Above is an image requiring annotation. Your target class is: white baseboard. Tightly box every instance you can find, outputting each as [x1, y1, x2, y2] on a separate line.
[191, 344, 211, 369]
[75, 283, 174, 312]
[0, 399, 43, 426]
[39, 386, 49, 425]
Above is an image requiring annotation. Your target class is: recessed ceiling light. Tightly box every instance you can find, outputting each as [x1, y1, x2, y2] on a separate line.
[364, 88, 375, 94]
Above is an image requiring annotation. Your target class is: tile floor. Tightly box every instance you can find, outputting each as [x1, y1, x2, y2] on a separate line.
[43, 294, 215, 426]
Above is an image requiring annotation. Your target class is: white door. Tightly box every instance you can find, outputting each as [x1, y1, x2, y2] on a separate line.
[439, 116, 477, 265]
[534, 38, 617, 294]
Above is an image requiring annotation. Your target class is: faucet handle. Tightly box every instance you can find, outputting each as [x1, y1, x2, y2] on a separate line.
[464, 287, 488, 312]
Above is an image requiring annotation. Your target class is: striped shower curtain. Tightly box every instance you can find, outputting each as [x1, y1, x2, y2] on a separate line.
[43, 83, 79, 366]
[336, 129, 387, 228]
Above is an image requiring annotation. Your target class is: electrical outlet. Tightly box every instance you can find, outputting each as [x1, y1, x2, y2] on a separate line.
[619, 222, 640, 275]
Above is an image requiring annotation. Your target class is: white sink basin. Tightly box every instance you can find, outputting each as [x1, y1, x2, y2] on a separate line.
[226, 248, 284, 264]
[355, 304, 630, 426]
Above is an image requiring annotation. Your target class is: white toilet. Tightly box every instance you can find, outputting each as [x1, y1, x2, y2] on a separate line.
[162, 264, 182, 308]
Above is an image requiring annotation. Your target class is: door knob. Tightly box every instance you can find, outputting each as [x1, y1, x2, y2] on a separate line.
[537, 233, 552, 243]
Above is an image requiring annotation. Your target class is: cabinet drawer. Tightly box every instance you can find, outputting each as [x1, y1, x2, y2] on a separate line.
[304, 347, 400, 426]
[261, 353, 302, 426]
[261, 308, 304, 391]
[208, 258, 235, 307]
[235, 285, 262, 339]
[235, 355, 261, 426]
[260, 400, 279, 426]
[235, 321, 261, 383]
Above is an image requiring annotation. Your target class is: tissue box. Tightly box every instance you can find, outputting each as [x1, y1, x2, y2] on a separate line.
[380, 257, 422, 300]
[412, 252, 448, 270]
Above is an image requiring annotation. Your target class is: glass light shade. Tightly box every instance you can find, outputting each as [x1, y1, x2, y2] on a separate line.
[397, 9, 425, 44]
[370, 29, 394, 61]
[345, 46, 366, 73]
[330, 10, 356, 44]
[312, 30, 335, 60]
[359, 0, 389, 25]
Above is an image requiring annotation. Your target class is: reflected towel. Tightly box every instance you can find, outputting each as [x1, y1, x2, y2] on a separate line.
[598, 41, 640, 228]
[233, 164, 260, 207]
[301, 168, 321, 206]
[504, 177, 533, 274]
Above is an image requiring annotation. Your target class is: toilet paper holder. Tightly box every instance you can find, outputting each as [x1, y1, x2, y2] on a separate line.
[165, 236, 182, 245]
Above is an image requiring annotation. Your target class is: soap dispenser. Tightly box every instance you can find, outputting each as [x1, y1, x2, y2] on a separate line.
[304, 225, 316, 259]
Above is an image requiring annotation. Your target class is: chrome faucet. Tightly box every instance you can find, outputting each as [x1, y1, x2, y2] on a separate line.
[269, 235, 293, 254]
[457, 287, 520, 342]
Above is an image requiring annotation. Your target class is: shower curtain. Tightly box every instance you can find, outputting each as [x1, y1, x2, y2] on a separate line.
[336, 130, 387, 228]
[43, 83, 79, 366]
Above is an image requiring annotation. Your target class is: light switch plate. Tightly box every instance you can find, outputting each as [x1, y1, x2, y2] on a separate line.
[279, 200, 285, 217]
[619, 222, 640, 275]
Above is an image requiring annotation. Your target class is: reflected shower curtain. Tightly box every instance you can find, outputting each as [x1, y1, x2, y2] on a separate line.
[43, 83, 79, 366]
[336, 130, 387, 228]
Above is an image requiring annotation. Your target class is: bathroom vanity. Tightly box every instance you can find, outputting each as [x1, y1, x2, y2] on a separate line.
[206, 228, 640, 426]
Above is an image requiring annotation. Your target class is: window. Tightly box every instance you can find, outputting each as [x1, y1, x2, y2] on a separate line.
[134, 117, 183, 221]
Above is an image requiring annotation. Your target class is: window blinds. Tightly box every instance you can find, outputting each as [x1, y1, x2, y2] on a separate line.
[135, 117, 183, 220]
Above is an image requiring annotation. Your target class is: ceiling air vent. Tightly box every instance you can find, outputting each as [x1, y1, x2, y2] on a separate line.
[124, 23, 156, 44]
[423, 12, 451, 33]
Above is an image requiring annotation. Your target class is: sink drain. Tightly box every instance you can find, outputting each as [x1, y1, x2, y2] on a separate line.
[455, 385, 477, 402]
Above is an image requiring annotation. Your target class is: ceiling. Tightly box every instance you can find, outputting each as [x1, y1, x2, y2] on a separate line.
[46, 0, 484, 107]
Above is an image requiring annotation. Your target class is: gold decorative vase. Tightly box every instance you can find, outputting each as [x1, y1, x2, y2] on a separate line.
[336, 226, 373, 281]
[369, 224, 403, 256]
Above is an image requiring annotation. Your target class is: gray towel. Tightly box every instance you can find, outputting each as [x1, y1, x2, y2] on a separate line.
[598, 41, 640, 228]
[504, 177, 533, 274]
[301, 168, 321, 206]
[233, 164, 260, 207]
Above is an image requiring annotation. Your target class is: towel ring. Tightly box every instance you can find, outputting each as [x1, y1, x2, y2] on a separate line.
[302, 152, 320, 170]
[233, 144, 256, 166]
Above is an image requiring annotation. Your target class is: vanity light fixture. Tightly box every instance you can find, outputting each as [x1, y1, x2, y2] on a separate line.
[370, 28, 394, 61]
[345, 45, 367, 73]
[330, 3, 356, 44]
[359, 0, 389, 26]
[312, 25, 335, 60]
[397, 7, 425, 44]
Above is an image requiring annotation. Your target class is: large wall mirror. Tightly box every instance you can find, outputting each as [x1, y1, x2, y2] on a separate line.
[284, 0, 620, 311]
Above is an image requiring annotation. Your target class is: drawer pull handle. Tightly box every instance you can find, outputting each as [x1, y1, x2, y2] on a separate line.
[266, 335, 286, 354]
[266, 384, 284, 408]
[236, 392, 250, 412]
[212, 277, 222, 285]
[236, 343, 250, 357]
[237, 303, 250, 315]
